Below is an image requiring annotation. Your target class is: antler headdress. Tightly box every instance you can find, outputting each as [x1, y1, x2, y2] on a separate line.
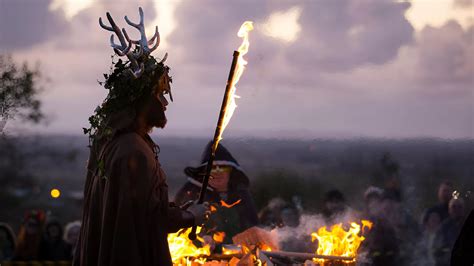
[99, 7, 167, 78]
[83, 7, 172, 144]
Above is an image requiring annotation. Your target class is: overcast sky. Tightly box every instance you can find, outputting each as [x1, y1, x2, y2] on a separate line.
[1, 0, 472, 139]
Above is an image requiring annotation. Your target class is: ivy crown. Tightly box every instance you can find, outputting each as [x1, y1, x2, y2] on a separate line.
[83, 55, 171, 143]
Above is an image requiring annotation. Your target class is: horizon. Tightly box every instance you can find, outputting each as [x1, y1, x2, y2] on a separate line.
[3, 128, 474, 142]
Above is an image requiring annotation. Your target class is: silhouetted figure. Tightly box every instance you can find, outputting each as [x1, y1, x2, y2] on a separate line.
[424, 181, 454, 228]
[259, 198, 287, 229]
[259, 198, 301, 229]
[321, 189, 348, 224]
[451, 209, 474, 265]
[416, 181, 454, 266]
[380, 152, 402, 201]
[360, 188, 400, 266]
[0, 222, 16, 261]
[280, 204, 301, 228]
[64, 221, 81, 259]
[419, 208, 443, 265]
[175, 142, 259, 244]
[382, 190, 421, 265]
[75, 8, 209, 266]
[363, 186, 384, 219]
[39, 220, 71, 261]
[433, 198, 466, 266]
[258, 197, 307, 251]
[13, 210, 45, 261]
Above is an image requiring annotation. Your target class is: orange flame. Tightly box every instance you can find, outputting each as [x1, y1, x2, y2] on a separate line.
[220, 199, 242, 208]
[222, 245, 242, 255]
[213, 231, 226, 243]
[168, 226, 210, 264]
[311, 220, 373, 261]
[241, 244, 266, 265]
[217, 21, 254, 143]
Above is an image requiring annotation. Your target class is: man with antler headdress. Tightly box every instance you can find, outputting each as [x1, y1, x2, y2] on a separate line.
[74, 8, 209, 266]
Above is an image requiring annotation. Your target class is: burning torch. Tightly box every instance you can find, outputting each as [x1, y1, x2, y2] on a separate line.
[188, 21, 254, 240]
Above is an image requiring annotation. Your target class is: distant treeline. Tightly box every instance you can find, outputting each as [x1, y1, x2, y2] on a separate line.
[1, 135, 473, 227]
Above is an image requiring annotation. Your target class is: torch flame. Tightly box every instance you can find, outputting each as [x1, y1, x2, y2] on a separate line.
[311, 220, 373, 262]
[176, 22, 254, 264]
[217, 21, 254, 143]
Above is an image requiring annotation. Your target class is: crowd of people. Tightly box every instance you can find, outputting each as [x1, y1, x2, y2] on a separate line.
[258, 181, 471, 266]
[0, 210, 80, 262]
[0, 143, 471, 266]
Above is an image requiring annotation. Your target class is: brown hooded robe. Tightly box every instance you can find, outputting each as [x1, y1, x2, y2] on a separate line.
[74, 132, 193, 266]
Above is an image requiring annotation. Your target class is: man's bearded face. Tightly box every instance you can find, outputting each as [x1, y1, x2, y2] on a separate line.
[147, 74, 171, 129]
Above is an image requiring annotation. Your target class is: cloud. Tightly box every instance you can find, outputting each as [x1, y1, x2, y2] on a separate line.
[453, 0, 473, 8]
[4, 0, 473, 138]
[285, 0, 413, 71]
[0, 0, 69, 51]
[49, 0, 94, 20]
[261, 6, 302, 43]
[415, 21, 473, 86]
[166, 0, 414, 95]
[171, 0, 413, 69]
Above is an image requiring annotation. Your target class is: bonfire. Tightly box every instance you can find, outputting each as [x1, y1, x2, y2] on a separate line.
[168, 220, 372, 266]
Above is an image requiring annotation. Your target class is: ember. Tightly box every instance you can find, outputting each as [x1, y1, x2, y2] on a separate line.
[220, 199, 242, 208]
[213, 231, 226, 243]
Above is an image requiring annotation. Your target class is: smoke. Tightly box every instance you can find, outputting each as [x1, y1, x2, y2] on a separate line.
[260, 191, 439, 265]
[264, 200, 365, 253]
[269, 213, 324, 252]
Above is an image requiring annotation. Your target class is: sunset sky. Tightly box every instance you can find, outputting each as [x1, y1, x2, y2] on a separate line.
[1, 0, 472, 139]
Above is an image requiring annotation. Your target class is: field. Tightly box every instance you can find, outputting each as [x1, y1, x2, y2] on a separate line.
[1, 135, 473, 229]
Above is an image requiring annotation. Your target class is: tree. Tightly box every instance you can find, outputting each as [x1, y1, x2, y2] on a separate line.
[0, 54, 44, 132]
[0, 54, 46, 224]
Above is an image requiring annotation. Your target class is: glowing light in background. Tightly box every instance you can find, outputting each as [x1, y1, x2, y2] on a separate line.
[452, 190, 460, 199]
[49, 0, 94, 20]
[261, 6, 302, 43]
[50, 188, 61, 198]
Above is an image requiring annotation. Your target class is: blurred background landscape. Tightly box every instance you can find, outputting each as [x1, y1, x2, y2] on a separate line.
[0, 0, 473, 264]
[1, 135, 472, 232]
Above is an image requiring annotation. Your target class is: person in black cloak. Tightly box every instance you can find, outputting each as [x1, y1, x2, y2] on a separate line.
[39, 220, 71, 261]
[423, 181, 454, 228]
[75, 7, 210, 266]
[359, 189, 400, 266]
[0, 222, 16, 261]
[174, 142, 259, 245]
[432, 197, 466, 266]
[13, 210, 45, 261]
[321, 189, 348, 224]
[450, 209, 474, 265]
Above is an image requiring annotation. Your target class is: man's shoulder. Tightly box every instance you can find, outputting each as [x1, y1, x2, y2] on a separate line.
[111, 132, 155, 159]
